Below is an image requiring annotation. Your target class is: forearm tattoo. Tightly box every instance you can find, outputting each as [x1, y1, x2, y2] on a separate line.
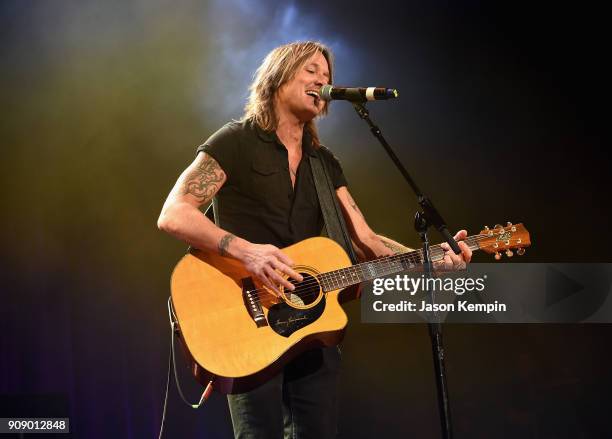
[346, 192, 364, 219]
[218, 233, 236, 257]
[380, 238, 406, 255]
[182, 154, 225, 203]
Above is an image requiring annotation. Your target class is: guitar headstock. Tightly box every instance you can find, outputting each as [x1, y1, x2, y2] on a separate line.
[477, 222, 531, 260]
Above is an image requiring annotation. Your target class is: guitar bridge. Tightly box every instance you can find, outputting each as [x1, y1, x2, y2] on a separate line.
[241, 277, 267, 327]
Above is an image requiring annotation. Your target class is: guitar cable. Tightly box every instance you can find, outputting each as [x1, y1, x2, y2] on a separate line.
[158, 297, 214, 439]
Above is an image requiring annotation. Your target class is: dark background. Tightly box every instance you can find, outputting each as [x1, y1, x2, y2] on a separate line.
[1, 0, 610, 437]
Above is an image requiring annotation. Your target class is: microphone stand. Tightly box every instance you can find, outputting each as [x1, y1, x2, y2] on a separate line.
[352, 101, 460, 439]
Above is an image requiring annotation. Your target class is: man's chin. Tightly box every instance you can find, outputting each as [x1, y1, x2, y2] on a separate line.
[297, 108, 319, 122]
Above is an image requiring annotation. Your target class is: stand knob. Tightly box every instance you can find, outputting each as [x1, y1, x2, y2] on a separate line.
[517, 248, 525, 256]
[494, 252, 501, 260]
[506, 249, 513, 257]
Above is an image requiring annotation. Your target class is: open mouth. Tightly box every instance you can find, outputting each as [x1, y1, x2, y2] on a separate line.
[305, 90, 320, 105]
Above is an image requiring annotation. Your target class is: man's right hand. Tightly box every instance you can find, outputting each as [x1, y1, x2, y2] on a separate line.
[234, 241, 304, 296]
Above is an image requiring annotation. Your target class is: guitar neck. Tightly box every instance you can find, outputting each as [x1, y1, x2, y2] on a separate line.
[317, 236, 482, 292]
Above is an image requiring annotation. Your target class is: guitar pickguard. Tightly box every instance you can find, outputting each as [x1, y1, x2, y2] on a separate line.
[267, 296, 326, 337]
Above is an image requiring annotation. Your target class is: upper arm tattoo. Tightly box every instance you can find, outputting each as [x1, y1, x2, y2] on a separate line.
[182, 154, 226, 203]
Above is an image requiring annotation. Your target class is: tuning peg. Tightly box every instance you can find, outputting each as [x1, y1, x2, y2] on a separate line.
[506, 249, 513, 257]
[494, 252, 501, 260]
[506, 221, 513, 227]
[517, 248, 525, 256]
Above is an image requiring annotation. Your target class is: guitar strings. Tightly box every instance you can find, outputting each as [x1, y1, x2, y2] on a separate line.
[270, 234, 523, 306]
[245, 233, 519, 305]
[273, 234, 485, 298]
[254, 233, 518, 305]
[257, 244, 450, 302]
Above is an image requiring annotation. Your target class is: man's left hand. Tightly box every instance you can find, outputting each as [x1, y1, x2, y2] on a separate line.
[438, 229, 472, 271]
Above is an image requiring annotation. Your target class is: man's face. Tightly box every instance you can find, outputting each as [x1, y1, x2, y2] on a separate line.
[276, 51, 330, 122]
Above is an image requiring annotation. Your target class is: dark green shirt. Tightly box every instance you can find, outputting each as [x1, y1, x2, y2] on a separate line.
[197, 119, 348, 249]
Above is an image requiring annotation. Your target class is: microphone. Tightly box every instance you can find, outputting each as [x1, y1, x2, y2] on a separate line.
[319, 85, 399, 102]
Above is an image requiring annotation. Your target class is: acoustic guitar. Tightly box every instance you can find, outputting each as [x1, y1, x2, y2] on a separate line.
[170, 223, 530, 394]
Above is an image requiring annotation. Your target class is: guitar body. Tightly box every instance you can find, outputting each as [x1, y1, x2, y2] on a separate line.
[170, 236, 356, 394]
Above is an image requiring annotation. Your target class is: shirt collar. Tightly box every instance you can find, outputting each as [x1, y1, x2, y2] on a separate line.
[254, 123, 277, 143]
[255, 123, 317, 157]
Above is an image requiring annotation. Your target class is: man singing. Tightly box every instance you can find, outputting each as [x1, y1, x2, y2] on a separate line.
[158, 41, 471, 439]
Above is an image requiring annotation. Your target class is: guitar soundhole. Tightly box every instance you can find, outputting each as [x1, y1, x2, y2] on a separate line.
[285, 272, 321, 308]
[268, 272, 325, 338]
[268, 266, 325, 337]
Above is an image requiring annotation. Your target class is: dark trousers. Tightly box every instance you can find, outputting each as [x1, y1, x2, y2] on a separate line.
[227, 346, 341, 439]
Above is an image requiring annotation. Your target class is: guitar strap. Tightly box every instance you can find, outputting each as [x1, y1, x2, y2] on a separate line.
[310, 147, 358, 265]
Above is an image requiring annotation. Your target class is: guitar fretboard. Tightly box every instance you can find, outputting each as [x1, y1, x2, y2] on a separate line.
[316, 236, 481, 291]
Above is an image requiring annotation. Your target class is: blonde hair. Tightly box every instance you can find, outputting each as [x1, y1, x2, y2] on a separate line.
[243, 41, 334, 147]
